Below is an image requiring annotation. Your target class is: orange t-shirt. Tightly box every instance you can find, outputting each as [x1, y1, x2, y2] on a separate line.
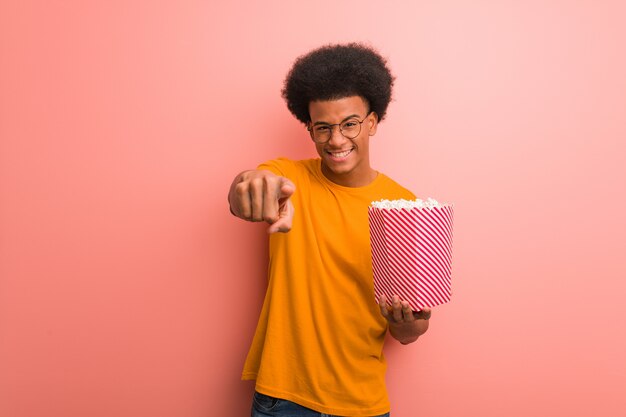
[242, 158, 416, 416]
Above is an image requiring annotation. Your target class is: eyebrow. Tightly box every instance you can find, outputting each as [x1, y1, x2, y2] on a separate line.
[312, 114, 361, 126]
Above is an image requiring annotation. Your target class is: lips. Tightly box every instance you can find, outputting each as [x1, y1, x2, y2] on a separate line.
[326, 148, 354, 160]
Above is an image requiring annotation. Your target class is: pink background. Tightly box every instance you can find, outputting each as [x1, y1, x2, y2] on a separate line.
[1, 1, 625, 416]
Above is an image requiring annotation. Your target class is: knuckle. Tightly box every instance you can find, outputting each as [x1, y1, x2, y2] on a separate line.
[264, 214, 278, 224]
[266, 179, 281, 195]
[263, 174, 277, 185]
[250, 178, 264, 190]
[251, 209, 263, 220]
[235, 182, 248, 195]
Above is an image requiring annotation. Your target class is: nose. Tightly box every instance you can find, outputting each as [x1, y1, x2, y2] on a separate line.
[327, 125, 347, 146]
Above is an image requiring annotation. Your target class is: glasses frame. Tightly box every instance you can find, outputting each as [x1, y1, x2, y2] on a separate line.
[306, 112, 372, 144]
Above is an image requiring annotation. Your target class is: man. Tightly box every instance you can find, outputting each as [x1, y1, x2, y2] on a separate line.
[228, 43, 431, 417]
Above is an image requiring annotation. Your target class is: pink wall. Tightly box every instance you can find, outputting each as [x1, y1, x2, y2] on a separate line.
[1, 1, 625, 416]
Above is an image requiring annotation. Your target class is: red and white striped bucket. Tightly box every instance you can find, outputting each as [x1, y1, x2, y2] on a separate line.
[368, 201, 454, 311]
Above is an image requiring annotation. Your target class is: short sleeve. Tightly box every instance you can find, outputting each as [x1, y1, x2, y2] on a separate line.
[257, 157, 296, 181]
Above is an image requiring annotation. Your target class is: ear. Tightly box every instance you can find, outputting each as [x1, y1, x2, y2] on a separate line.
[368, 112, 379, 136]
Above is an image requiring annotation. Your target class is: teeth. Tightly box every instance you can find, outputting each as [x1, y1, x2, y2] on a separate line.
[330, 149, 352, 158]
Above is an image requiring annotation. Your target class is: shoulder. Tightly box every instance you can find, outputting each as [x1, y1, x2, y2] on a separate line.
[376, 172, 416, 200]
[257, 157, 293, 175]
[256, 158, 319, 183]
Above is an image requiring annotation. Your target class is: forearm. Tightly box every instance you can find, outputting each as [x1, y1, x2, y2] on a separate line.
[389, 318, 429, 345]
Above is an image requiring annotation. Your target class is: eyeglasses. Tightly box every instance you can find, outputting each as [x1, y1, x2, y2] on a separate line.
[307, 112, 372, 144]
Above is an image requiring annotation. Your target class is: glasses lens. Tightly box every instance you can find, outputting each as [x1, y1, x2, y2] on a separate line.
[311, 125, 331, 143]
[340, 119, 361, 139]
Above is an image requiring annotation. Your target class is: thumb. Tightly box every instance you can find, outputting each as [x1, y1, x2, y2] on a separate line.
[278, 177, 295, 200]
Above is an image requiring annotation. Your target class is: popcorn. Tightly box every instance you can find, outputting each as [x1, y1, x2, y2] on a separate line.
[368, 198, 454, 311]
[370, 197, 447, 210]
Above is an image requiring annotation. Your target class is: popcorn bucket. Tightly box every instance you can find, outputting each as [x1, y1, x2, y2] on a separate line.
[368, 199, 454, 311]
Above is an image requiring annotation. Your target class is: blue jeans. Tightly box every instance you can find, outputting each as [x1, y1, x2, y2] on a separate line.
[251, 391, 390, 417]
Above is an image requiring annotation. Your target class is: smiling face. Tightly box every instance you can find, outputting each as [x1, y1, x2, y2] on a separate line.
[308, 96, 378, 187]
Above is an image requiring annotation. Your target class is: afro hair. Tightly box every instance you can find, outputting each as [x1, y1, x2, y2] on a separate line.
[282, 43, 395, 124]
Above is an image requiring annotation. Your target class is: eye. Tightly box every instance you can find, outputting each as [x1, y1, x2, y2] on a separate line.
[315, 125, 330, 132]
[342, 121, 358, 128]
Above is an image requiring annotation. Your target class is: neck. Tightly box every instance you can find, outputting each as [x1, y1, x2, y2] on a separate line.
[321, 164, 377, 187]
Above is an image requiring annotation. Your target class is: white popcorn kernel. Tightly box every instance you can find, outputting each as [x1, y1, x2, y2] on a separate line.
[370, 198, 451, 209]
